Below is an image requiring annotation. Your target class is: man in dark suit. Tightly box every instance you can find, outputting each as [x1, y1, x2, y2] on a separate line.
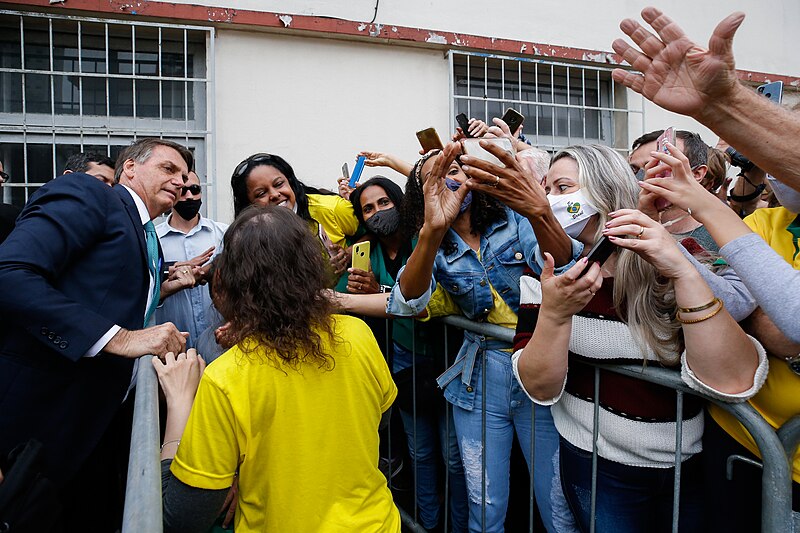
[0, 138, 192, 529]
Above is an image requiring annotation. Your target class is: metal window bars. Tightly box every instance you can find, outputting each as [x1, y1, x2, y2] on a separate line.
[448, 50, 646, 155]
[0, 10, 216, 218]
[125, 314, 799, 533]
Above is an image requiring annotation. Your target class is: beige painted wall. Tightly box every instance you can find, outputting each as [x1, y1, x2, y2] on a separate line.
[157, 0, 800, 77]
[213, 30, 451, 222]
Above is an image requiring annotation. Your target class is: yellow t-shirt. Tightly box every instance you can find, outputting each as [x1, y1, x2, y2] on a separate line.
[308, 193, 359, 248]
[709, 206, 800, 482]
[170, 315, 401, 533]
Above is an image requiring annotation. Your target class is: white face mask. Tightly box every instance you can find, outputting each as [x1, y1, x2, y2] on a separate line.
[767, 174, 800, 214]
[547, 189, 599, 238]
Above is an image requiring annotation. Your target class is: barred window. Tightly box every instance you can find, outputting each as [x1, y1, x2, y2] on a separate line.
[450, 51, 643, 152]
[0, 11, 214, 214]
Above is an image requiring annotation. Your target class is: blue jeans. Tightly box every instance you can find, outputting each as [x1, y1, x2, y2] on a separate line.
[448, 348, 575, 533]
[394, 343, 469, 532]
[559, 437, 705, 533]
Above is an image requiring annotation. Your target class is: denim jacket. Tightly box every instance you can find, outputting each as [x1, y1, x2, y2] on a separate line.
[387, 207, 583, 410]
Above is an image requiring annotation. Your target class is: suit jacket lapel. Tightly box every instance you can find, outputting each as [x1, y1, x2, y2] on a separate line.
[114, 186, 147, 266]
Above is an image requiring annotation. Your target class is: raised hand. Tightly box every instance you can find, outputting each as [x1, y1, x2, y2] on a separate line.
[151, 348, 206, 405]
[638, 141, 718, 217]
[539, 253, 603, 323]
[461, 139, 549, 219]
[611, 7, 744, 118]
[603, 208, 694, 280]
[326, 242, 349, 276]
[421, 143, 468, 232]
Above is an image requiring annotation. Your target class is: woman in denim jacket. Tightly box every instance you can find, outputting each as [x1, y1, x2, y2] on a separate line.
[388, 141, 582, 532]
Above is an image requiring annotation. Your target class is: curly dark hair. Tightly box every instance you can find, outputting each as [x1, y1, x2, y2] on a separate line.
[213, 205, 338, 369]
[401, 154, 506, 239]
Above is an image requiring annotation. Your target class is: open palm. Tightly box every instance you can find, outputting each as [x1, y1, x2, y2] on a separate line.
[422, 143, 467, 231]
[612, 8, 744, 118]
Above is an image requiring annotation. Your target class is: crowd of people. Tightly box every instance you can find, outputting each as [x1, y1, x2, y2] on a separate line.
[0, 5, 798, 533]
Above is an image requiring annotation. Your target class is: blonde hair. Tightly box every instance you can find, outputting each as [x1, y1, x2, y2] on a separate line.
[551, 145, 682, 364]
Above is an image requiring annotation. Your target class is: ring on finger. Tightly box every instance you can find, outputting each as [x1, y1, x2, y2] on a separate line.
[635, 226, 645, 239]
[494, 175, 500, 187]
[588, 288, 595, 296]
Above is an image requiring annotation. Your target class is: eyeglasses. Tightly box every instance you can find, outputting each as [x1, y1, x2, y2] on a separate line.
[233, 153, 272, 179]
[0, 171, 9, 183]
[181, 184, 202, 196]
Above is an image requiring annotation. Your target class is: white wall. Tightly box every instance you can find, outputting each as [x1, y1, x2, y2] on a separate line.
[160, 0, 800, 77]
[202, 2, 798, 222]
[213, 29, 450, 223]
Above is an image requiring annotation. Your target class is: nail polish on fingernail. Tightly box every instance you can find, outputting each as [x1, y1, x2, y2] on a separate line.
[582, 257, 588, 263]
[608, 235, 617, 241]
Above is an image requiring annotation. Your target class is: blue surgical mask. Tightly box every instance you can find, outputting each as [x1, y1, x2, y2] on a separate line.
[445, 177, 473, 214]
[767, 175, 800, 214]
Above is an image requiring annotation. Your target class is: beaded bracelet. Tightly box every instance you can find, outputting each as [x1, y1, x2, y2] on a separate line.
[676, 299, 725, 324]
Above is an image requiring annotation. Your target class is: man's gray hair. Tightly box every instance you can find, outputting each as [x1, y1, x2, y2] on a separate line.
[114, 138, 193, 183]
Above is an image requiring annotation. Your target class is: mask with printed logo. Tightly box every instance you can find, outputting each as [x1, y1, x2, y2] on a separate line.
[547, 189, 598, 238]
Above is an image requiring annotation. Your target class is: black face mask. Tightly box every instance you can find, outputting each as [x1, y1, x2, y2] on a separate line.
[364, 207, 400, 237]
[173, 198, 202, 221]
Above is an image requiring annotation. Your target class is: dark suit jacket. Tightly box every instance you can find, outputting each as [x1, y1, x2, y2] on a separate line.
[0, 201, 20, 244]
[0, 174, 150, 486]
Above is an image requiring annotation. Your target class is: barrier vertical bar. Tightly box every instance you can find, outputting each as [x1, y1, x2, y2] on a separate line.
[122, 356, 162, 533]
[589, 366, 600, 533]
[672, 391, 683, 533]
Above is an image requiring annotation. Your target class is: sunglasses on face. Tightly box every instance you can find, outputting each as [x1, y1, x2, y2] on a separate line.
[181, 184, 202, 196]
[233, 153, 273, 179]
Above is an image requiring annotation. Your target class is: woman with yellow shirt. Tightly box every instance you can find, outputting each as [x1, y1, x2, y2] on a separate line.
[154, 205, 400, 533]
[231, 152, 360, 280]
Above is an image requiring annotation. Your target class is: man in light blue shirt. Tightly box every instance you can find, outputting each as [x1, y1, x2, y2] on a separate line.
[156, 171, 227, 347]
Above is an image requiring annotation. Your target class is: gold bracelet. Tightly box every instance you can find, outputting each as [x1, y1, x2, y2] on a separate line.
[677, 297, 720, 314]
[160, 439, 181, 452]
[676, 299, 725, 324]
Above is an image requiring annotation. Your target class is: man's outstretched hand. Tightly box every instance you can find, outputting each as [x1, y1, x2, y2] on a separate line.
[611, 7, 745, 119]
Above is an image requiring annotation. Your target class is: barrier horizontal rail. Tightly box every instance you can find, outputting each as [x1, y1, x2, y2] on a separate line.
[437, 315, 796, 533]
[121, 317, 797, 533]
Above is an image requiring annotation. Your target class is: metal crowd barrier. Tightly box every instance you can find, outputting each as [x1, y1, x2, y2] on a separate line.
[122, 318, 799, 533]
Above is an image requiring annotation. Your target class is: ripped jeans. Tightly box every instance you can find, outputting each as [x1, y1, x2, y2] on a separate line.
[446, 347, 573, 533]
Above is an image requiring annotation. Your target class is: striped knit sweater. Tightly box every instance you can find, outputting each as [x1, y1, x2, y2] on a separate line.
[511, 267, 768, 468]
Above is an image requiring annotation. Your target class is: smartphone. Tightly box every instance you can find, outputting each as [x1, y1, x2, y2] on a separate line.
[352, 241, 371, 272]
[584, 235, 616, 265]
[349, 156, 366, 188]
[456, 113, 473, 138]
[416, 127, 444, 153]
[461, 137, 515, 167]
[655, 127, 676, 176]
[501, 108, 525, 135]
[341, 162, 349, 181]
[756, 81, 783, 104]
